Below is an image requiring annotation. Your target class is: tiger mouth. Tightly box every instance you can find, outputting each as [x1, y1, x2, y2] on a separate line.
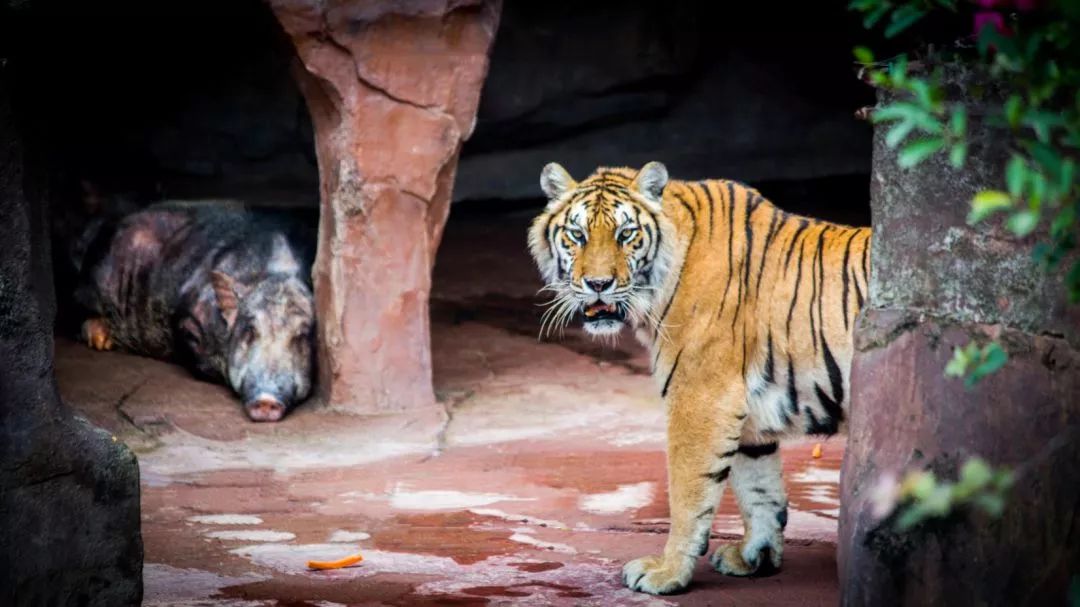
[582, 301, 625, 323]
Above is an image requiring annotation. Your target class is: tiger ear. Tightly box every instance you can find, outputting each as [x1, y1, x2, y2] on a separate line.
[632, 161, 669, 208]
[540, 162, 576, 207]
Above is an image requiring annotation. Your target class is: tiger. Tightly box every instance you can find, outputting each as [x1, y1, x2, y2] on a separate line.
[527, 161, 871, 595]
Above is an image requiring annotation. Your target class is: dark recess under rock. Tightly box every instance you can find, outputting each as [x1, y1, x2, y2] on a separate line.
[10, 0, 874, 213]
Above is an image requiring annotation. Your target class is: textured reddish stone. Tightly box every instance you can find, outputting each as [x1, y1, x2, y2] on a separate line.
[268, 0, 501, 412]
[841, 311, 1080, 606]
[840, 73, 1080, 606]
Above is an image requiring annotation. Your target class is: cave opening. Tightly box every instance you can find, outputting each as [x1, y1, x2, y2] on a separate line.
[9, 0, 323, 428]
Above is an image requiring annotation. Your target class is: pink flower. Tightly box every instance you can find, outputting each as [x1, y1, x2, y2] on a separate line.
[870, 472, 901, 520]
[974, 10, 1010, 37]
[972, 0, 1039, 13]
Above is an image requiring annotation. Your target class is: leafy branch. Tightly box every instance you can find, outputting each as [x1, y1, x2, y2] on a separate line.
[871, 457, 1014, 531]
[851, 0, 1079, 385]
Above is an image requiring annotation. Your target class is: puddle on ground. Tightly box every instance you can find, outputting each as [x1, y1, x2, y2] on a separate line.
[579, 482, 654, 515]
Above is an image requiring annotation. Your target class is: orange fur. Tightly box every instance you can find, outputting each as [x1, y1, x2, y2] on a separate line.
[529, 162, 871, 594]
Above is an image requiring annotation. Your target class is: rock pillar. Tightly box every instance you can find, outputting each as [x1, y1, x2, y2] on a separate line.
[839, 77, 1080, 606]
[268, 0, 501, 413]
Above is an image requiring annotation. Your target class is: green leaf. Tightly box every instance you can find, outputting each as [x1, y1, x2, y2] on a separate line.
[895, 503, 928, 531]
[864, 4, 891, 29]
[1007, 209, 1040, 237]
[1004, 95, 1023, 129]
[1029, 141, 1064, 183]
[1033, 242, 1058, 268]
[1059, 159, 1076, 195]
[870, 103, 915, 123]
[968, 190, 1014, 224]
[1025, 111, 1065, 143]
[891, 56, 909, 87]
[910, 80, 939, 111]
[1051, 205, 1077, 239]
[973, 493, 1006, 517]
[949, 143, 968, 169]
[922, 485, 953, 516]
[945, 344, 974, 377]
[1024, 32, 1043, 62]
[873, 102, 943, 133]
[907, 472, 936, 501]
[848, 0, 877, 9]
[993, 469, 1015, 491]
[854, 46, 875, 65]
[898, 138, 945, 168]
[1068, 261, 1080, 304]
[949, 106, 967, 137]
[972, 343, 1008, 380]
[1006, 155, 1027, 198]
[885, 5, 927, 38]
[960, 458, 993, 491]
[886, 120, 916, 148]
[1029, 172, 1048, 207]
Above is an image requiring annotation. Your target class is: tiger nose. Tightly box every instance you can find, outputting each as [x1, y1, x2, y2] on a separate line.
[584, 277, 614, 293]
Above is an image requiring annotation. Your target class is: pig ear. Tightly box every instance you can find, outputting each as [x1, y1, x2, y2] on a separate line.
[210, 271, 239, 328]
[267, 233, 300, 275]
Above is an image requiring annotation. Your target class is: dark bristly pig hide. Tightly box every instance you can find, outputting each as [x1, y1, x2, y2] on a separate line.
[73, 202, 318, 422]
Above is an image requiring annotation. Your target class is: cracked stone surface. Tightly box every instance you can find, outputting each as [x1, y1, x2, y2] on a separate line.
[266, 0, 502, 414]
[56, 209, 841, 605]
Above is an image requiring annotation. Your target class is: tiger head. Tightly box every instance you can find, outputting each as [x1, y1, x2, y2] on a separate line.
[528, 161, 675, 338]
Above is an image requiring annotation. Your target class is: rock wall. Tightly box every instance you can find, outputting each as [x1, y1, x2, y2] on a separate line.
[13, 1, 872, 207]
[454, 1, 873, 200]
[838, 75, 1080, 606]
[0, 46, 143, 605]
[268, 0, 502, 412]
[10, 0, 317, 201]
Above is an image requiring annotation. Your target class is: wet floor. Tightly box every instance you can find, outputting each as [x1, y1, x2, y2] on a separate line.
[55, 210, 842, 606]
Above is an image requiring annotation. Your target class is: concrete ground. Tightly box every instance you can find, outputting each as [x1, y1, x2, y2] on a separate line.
[55, 209, 842, 606]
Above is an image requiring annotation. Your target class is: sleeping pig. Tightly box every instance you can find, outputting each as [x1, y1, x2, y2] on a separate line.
[72, 201, 318, 422]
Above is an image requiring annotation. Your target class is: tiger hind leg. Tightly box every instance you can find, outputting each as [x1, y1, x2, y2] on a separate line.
[710, 443, 787, 576]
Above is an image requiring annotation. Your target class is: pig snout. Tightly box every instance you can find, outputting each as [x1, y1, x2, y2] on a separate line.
[221, 274, 315, 423]
[245, 394, 287, 422]
[236, 363, 311, 423]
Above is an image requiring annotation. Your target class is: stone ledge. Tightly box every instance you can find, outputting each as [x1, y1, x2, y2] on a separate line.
[840, 311, 1079, 606]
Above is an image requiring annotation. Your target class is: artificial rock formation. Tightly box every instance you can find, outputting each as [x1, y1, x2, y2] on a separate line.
[268, 0, 502, 413]
[0, 66, 143, 605]
[839, 75, 1080, 606]
[455, 1, 872, 202]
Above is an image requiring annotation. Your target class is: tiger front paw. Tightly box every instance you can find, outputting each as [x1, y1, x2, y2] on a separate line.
[621, 554, 694, 595]
[82, 318, 114, 351]
[710, 538, 783, 577]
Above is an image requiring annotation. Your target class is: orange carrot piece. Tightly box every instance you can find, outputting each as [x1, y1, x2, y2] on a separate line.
[812, 443, 823, 459]
[307, 553, 363, 570]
